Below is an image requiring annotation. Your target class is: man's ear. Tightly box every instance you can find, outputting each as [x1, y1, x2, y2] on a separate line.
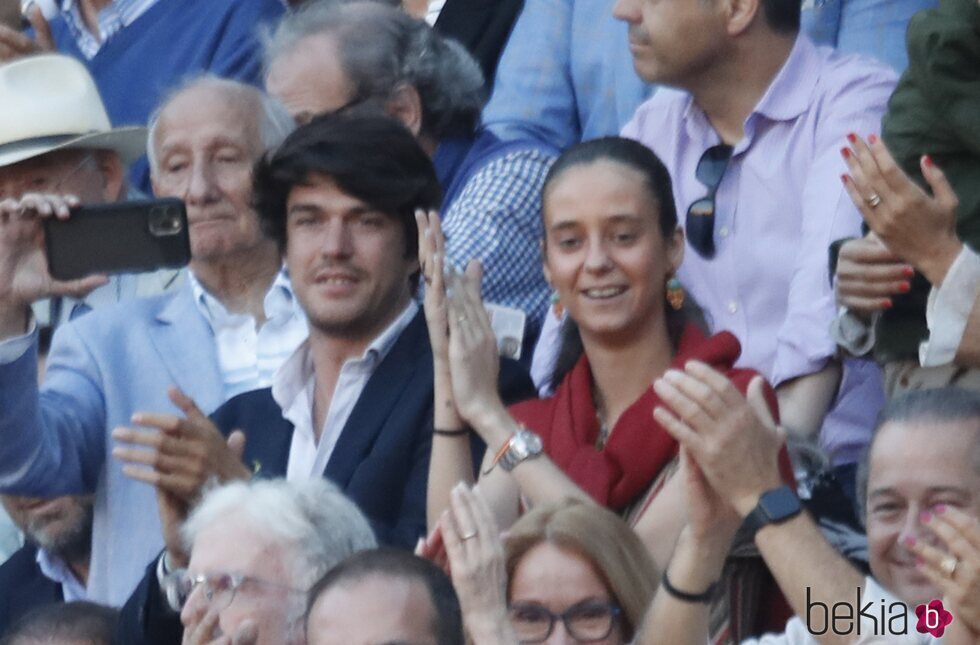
[95, 150, 126, 201]
[722, 0, 762, 36]
[385, 84, 424, 137]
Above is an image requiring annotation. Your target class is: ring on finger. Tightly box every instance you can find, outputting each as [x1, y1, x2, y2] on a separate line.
[866, 193, 882, 208]
[939, 555, 958, 578]
[461, 530, 477, 541]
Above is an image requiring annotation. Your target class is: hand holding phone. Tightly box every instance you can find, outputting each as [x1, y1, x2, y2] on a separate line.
[0, 192, 108, 334]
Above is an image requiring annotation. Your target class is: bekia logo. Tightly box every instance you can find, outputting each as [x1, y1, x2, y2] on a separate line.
[915, 599, 953, 637]
[806, 588, 954, 637]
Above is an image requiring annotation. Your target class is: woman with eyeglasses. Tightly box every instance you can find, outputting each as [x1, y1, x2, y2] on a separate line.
[417, 137, 788, 571]
[436, 487, 655, 645]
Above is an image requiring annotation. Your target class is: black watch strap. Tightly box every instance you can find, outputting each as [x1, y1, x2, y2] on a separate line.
[743, 485, 802, 538]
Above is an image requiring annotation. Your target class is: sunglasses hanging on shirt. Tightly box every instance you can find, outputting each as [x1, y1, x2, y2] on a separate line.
[686, 144, 734, 259]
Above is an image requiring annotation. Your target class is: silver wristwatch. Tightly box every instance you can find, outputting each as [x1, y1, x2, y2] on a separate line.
[499, 428, 543, 472]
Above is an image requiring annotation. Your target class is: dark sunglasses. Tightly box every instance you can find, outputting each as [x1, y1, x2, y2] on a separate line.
[686, 144, 734, 259]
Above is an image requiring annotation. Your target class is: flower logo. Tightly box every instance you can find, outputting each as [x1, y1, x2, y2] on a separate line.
[915, 599, 953, 637]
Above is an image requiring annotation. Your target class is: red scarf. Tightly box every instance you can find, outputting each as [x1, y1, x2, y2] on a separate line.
[510, 326, 774, 510]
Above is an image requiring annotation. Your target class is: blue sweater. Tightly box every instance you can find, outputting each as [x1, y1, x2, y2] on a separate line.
[48, 0, 286, 192]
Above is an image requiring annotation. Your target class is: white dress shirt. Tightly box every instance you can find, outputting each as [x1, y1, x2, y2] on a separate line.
[273, 302, 418, 480]
[188, 269, 308, 400]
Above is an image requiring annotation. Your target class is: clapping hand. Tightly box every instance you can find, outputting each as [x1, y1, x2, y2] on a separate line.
[445, 264, 507, 436]
[841, 134, 962, 286]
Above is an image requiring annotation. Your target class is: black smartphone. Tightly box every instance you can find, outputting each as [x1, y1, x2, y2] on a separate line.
[43, 198, 191, 281]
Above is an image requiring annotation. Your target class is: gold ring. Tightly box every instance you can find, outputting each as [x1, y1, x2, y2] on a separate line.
[867, 193, 882, 208]
[940, 555, 958, 578]
[461, 530, 477, 541]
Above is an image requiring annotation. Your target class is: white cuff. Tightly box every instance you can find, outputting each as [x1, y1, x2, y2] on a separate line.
[920, 246, 980, 367]
[0, 317, 38, 364]
[831, 307, 878, 357]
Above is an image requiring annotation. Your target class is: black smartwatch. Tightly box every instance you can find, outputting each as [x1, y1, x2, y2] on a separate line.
[743, 485, 802, 539]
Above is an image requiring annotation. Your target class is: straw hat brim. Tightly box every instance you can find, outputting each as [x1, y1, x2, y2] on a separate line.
[0, 126, 148, 169]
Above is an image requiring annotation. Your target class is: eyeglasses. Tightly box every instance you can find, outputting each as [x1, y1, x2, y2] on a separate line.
[685, 144, 733, 259]
[508, 600, 622, 643]
[0, 152, 95, 200]
[164, 568, 303, 613]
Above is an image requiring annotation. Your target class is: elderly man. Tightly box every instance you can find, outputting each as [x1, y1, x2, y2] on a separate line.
[0, 493, 94, 634]
[118, 478, 377, 645]
[643, 378, 980, 644]
[264, 1, 553, 344]
[305, 548, 463, 645]
[0, 0, 286, 193]
[0, 76, 306, 603]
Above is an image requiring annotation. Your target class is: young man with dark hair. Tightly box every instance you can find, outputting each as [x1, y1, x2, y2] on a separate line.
[305, 548, 464, 645]
[208, 113, 534, 548]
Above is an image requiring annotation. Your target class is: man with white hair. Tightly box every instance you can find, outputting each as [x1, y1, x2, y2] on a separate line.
[0, 71, 307, 603]
[116, 478, 377, 645]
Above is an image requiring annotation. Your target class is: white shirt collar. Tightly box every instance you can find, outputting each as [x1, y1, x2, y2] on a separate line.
[271, 300, 418, 411]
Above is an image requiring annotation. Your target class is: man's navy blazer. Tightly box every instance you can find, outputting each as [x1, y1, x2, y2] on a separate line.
[0, 543, 63, 636]
[210, 309, 536, 548]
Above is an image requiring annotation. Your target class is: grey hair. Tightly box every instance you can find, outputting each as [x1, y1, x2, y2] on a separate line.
[146, 75, 296, 176]
[263, 0, 485, 139]
[181, 478, 377, 590]
[855, 387, 980, 522]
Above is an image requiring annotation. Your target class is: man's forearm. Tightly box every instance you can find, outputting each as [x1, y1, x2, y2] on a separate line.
[754, 512, 865, 645]
[775, 362, 841, 440]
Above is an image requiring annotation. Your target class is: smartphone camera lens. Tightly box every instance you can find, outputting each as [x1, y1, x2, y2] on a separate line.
[148, 206, 183, 236]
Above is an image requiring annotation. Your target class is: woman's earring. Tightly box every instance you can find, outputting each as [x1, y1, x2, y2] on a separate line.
[666, 277, 685, 311]
[550, 290, 564, 318]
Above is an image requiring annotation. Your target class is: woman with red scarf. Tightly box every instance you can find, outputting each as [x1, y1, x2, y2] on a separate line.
[418, 137, 784, 577]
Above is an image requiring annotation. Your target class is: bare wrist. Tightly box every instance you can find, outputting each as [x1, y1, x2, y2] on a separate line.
[0, 303, 31, 339]
[918, 238, 963, 287]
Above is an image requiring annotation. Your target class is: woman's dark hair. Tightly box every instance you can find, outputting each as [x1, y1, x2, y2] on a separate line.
[253, 112, 442, 290]
[541, 137, 706, 391]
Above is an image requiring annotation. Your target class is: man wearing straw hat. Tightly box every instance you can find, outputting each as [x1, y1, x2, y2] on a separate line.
[0, 54, 304, 604]
[0, 51, 179, 570]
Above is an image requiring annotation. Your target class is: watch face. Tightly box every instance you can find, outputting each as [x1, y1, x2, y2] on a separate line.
[761, 486, 801, 521]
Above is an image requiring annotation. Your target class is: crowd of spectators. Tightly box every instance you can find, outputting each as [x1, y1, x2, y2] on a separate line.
[0, 0, 977, 644]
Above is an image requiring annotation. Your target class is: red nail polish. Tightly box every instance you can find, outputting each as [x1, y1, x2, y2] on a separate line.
[847, 133, 857, 143]
[935, 504, 947, 514]
[868, 134, 878, 144]
[899, 282, 911, 293]
[882, 299, 893, 309]
[840, 174, 848, 185]
[904, 536, 917, 547]
[923, 154, 934, 168]
[920, 511, 932, 524]
[840, 147, 851, 159]
[903, 266, 916, 278]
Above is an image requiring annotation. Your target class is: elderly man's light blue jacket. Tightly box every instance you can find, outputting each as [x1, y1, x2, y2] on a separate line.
[0, 284, 224, 605]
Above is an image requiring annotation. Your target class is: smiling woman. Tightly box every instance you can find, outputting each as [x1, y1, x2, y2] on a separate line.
[421, 138, 782, 617]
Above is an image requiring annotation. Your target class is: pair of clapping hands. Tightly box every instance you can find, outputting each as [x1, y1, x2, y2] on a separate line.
[415, 209, 509, 435]
[417, 482, 518, 645]
[112, 387, 250, 569]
